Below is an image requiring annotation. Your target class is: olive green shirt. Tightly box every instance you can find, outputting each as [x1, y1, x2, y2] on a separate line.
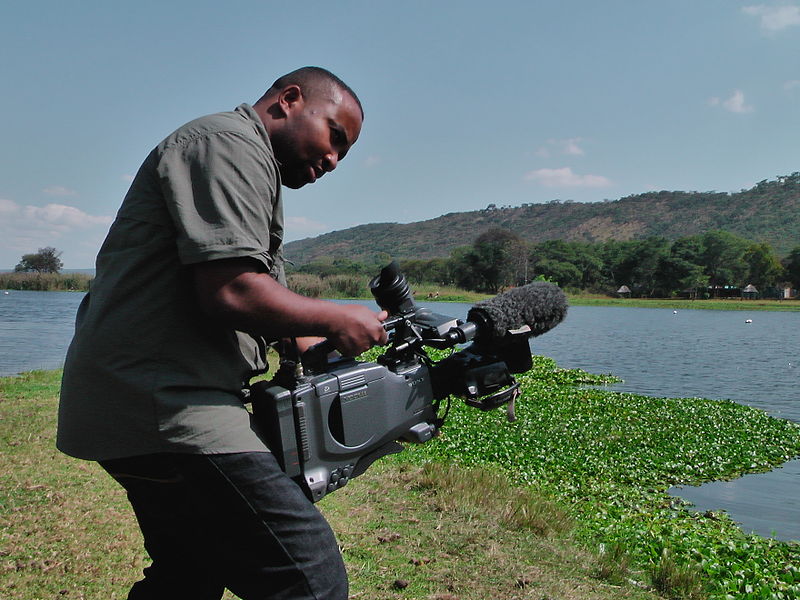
[58, 104, 284, 460]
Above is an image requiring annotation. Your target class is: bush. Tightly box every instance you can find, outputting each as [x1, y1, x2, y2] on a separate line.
[324, 274, 368, 298]
[0, 272, 92, 291]
[286, 273, 327, 297]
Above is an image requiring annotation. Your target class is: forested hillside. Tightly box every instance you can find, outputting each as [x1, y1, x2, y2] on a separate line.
[284, 173, 800, 265]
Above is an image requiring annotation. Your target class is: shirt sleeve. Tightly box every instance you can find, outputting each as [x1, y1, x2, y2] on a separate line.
[157, 130, 281, 271]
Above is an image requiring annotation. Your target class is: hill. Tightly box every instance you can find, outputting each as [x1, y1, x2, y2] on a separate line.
[284, 173, 800, 265]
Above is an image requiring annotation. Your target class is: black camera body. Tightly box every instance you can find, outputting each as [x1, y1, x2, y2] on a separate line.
[249, 263, 555, 502]
[250, 355, 438, 502]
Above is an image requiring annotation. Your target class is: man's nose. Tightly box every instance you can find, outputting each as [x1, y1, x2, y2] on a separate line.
[322, 152, 338, 172]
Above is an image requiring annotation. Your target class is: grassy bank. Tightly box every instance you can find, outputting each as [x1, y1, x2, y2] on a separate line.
[567, 295, 800, 312]
[287, 272, 489, 304]
[3, 363, 800, 599]
[287, 272, 800, 311]
[0, 272, 92, 292]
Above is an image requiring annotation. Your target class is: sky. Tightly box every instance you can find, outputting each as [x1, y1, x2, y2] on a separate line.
[1, 1, 798, 269]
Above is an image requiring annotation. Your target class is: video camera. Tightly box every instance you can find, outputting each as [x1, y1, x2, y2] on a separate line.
[248, 262, 567, 502]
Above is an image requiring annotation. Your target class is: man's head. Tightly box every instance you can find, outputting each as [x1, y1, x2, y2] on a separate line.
[254, 67, 363, 189]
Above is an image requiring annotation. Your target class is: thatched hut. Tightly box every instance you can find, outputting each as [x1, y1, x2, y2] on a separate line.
[742, 284, 758, 299]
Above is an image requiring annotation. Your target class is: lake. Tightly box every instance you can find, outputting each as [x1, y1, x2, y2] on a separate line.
[2, 290, 798, 540]
[0, 290, 85, 376]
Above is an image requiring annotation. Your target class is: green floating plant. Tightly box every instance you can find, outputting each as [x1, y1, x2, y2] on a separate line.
[402, 354, 800, 599]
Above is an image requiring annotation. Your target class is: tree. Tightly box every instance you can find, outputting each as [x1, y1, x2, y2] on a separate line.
[699, 231, 749, 289]
[743, 242, 784, 291]
[532, 258, 582, 288]
[598, 239, 635, 290]
[400, 257, 455, 286]
[628, 237, 671, 297]
[452, 228, 524, 293]
[15, 247, 63, 273]
[597, 239, 653, 295]
[655, 255, 707, 297]
[569, 243, 605, 290]
[783, 246, 800, 288]
[529, 240, 599, 289]
[655, 236, 708, 296]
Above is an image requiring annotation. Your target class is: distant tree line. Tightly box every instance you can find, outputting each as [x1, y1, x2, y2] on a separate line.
[399, 229, 799, 297]
[292, 230, 800, 298]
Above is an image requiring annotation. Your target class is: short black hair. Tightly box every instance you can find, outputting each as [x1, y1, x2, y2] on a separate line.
[270, 66, 364, 119]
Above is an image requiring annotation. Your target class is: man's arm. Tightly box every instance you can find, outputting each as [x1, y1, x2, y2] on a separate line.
[193, 258, 388, 356]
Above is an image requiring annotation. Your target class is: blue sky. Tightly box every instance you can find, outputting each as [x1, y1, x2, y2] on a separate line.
[1, 1, 798, 268]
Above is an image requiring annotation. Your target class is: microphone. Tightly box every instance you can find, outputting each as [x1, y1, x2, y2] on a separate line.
[468, 281, 568, 341]
[438, 282, 568, 346]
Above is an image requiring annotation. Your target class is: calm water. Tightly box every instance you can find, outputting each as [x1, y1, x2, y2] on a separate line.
[2, 291, 799, 540]
[0, 290, 85, 376]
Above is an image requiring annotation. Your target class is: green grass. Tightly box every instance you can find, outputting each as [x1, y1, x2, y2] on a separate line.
[3, 359, 800, 599]
[326, 285, 800, 312]
[567, 295, 800, 312]
[0, 371, 146, 599]
[323, 461, 662, 600]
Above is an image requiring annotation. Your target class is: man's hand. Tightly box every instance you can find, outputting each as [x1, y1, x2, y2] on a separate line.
[325, 304, 388, 356]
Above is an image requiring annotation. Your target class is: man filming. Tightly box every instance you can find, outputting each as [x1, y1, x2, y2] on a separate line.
[57, 66, 387, 600]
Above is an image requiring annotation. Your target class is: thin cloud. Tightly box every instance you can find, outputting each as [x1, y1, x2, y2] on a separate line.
[535, 138, 586, 158]
[364, 155, 381, 167]
[708, 90, 754, 113]
[0, 198, 19, 215]
[0, 199, 112, 260]
[42, 185, 78, 197]
[743, 4, 800, 31]
[524, 167, 612, 188]
[24, 203, 112, 229]
[560, 138, 585, 156]
[285, 215, 328, 238]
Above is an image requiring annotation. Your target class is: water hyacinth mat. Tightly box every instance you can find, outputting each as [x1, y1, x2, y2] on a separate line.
[402, 354, 800, 599]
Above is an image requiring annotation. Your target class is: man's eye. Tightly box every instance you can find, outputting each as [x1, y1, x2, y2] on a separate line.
[331, 129, 345, 145]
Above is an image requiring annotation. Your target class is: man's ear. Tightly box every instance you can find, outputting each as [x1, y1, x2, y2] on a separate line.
[277, 85, 304, 116]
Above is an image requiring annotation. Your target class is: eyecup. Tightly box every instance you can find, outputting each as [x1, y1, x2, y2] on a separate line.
[369, 261, 415, 315]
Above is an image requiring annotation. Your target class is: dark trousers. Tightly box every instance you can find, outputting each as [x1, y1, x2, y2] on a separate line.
[100, 452, 348, 600]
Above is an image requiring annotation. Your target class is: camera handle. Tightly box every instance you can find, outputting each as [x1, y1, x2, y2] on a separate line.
[300, 315, 412, 374]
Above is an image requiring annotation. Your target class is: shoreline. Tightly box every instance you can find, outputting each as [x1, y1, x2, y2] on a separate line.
[566, 295, 800, 312]
[4, 282, 799, 312]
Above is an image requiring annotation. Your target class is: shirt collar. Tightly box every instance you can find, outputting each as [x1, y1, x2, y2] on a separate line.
[234, 103, 274, 154]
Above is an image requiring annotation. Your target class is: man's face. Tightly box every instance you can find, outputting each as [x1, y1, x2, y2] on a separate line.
[272, 90, 362, 189]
